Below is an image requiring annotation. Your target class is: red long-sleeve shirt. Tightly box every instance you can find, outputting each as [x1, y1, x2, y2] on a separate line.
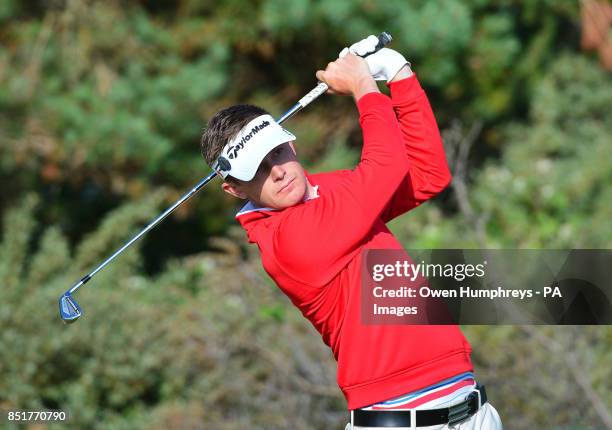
[237, 75, 473, 410]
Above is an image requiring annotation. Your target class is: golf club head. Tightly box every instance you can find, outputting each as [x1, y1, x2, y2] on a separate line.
[59, 294, 82, 323]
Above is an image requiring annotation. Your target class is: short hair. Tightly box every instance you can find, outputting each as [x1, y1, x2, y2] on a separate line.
[200, 104, 270, 172]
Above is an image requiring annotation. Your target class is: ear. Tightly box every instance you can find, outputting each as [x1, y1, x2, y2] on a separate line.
[222, 181, 248, 199]
[289, 141, 297, 154]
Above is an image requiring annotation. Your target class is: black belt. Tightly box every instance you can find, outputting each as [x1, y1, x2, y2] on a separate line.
[353, 383, 488, 428]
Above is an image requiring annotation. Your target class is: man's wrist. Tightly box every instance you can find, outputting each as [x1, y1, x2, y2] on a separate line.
[352, 75, 380, 101]
[389, 64, 414, 83]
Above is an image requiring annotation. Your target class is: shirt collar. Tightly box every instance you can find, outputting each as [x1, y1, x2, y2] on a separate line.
[235, 185, 319, 218]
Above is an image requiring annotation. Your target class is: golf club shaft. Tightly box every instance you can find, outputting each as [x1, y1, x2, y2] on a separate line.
[65, 31, 392, 297]
[68, 172, 216, 294]
[66, 96, 320, 296]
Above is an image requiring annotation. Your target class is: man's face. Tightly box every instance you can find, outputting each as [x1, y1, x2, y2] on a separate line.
[222, 142, 310, 209]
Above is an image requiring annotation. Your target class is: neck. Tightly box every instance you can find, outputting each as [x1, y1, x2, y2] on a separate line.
[303, 179, 317, 201]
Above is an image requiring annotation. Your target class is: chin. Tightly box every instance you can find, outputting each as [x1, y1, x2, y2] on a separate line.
[274, 186, 307, 209]
[278, 194, 303, 209]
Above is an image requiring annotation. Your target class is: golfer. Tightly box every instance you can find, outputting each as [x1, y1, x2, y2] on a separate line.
[200, 36, 503, 429]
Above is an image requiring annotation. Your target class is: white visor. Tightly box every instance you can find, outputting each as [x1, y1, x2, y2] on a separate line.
[212, 114, 296, 182]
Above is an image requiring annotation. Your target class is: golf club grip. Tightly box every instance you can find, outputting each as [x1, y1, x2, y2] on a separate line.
[363, 31, 393, 58]
[296, 82, 329, 110]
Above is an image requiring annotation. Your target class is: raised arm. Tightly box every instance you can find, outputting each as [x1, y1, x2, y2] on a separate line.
[379, 70, 452, 223]
[338, 36, 452, 223]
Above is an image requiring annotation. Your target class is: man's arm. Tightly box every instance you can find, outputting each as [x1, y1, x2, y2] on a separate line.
[269, 55, 409, 287]
[379, 68, 452, 223]
[342, 36, 452, 222]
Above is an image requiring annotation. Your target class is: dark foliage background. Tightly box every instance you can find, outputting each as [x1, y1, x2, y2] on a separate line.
[0, 1, 610, 429]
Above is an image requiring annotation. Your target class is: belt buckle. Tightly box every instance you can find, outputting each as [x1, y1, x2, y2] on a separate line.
[448, 390, 479, 426]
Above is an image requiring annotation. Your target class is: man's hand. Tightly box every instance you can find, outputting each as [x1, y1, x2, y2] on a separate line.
[315, 54, 380, 101]
[340, 35, 412, 82]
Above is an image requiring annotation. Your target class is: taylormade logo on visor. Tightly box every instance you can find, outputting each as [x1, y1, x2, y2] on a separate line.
[226, 120, 270, 159]
[214, 114, 295, 181]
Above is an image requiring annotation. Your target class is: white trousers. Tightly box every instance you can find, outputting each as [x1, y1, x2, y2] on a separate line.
[348, 402, 503, 430]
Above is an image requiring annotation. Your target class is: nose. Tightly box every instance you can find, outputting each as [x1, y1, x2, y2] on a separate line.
[270, 163, 286, 181]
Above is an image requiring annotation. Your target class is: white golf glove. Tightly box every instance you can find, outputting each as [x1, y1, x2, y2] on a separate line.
[339, 35, 410, 82]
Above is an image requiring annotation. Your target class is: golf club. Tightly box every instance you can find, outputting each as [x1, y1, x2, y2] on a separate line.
[59, 32, 393, 323]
